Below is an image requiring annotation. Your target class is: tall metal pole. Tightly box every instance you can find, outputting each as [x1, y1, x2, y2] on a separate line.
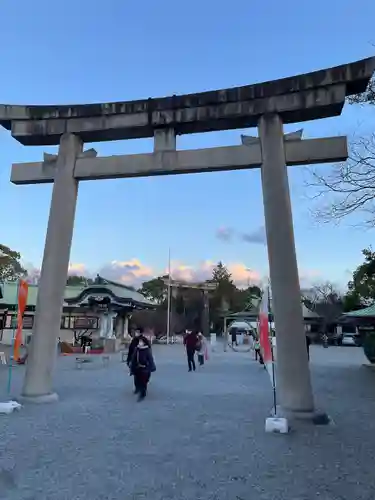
[166, 248, 171, 345]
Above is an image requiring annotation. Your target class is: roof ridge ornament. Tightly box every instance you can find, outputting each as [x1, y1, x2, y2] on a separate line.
[241, 129, 304, 146]
[43, 147, 97, 165]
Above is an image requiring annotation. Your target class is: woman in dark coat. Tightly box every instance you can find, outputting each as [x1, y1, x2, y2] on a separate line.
[130, 338, 156, 401]
[127, 329, 151, 365]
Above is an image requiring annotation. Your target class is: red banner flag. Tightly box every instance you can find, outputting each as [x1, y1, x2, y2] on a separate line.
[13, 280, 29, 361]
[258, 287, 275, 387]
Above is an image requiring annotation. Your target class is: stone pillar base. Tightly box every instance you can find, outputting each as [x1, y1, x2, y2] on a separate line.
[20, 392, 59, 404]
[103, 338, 121, 353]
[272, 405, 331, 425]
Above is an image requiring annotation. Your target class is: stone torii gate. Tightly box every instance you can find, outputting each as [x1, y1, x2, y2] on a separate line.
[2, 57, 374, 418]
[162, 279, 217, 336]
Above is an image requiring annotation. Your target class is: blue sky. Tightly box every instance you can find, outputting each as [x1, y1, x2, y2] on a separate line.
[1, 0, 375, 289]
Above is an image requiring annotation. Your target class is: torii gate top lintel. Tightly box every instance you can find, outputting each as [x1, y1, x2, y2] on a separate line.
[162, 279, 217, 292]
[0, 56, 374, 146]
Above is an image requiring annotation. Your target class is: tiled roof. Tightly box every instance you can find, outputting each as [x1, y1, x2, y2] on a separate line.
[89, 277, 155, 306]
[0, 276, 154, 308]
[344, 304, 375, 318]
[0, 282, 84, 307]
[301, 303, 321, 319]
[225, 302, 320, 320]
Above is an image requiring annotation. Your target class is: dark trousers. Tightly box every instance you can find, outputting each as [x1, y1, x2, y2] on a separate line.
[198, 353, 204, 366]
[134, 370, 151, 398]
[187, 349, 196, 371]
[255, 349, 264, 364]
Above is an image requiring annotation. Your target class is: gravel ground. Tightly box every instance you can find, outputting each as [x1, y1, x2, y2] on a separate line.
[0, 344, 373, 500]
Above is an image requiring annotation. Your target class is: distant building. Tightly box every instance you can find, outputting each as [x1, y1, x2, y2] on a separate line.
[223, 299, 321, 335]
[0, 275, 155, 346]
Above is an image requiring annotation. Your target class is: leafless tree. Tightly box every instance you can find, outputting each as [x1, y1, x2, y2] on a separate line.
[308, 133, 375, 226]
[309, 282, 341, 305]
[307, 77, 375, 226]
[303, 282, 343, 333]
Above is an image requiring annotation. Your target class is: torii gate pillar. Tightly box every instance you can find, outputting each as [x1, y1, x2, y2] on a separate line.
[22, 133, 83, 402]
[258, 114, 314, 416]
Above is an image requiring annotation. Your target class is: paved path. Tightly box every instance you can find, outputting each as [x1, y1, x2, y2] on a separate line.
[0, 345, 373, 499]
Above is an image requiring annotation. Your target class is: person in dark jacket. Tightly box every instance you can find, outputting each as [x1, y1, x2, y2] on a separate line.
[127, 329, 151, 393]
[231, 329, 238, 347]
[183, 330, 199, 372]
[130, 338, 156, 401]
[127, 329, 150, 365]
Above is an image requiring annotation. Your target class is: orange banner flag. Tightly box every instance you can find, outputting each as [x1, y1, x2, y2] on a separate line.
[13, 280, 29, 361]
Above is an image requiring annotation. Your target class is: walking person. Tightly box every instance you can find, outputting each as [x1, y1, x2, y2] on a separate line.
[196, 332, 206, 366]
[184, 330, 199, 372]
[129, 338, 156, 401]
[254, 337, 264, 364]
[322, 332, 328, 348]
[127, 328, 151, 394]
[306, 334, 311, 361]
[231, 328, 238, 347]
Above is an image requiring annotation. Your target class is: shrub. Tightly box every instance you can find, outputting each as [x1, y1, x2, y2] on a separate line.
[363, 331, 375, 364]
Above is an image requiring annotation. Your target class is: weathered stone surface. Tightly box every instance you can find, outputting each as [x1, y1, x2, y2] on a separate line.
[10, 137, 348, 184]
[1, 57, 374, 145]
[0, 345, 373, 499]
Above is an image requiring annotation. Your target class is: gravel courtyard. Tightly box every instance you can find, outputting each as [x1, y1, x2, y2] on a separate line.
[0, 344, 373, 500]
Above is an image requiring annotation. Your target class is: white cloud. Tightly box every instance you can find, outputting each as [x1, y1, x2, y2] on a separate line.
[24, 256, 322, 292]
[98, 259, 154, 288]
[24, 258, 262, 289]
[168, 260, 261, 288]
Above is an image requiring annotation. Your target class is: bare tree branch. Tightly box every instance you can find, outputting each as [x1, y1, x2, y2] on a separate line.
[305, 73, 375, 226]
[306, 133, 375, 227]
[304, 282, 343, 325]
[309, 282, 339, 303]
[347, 77, 375, 105]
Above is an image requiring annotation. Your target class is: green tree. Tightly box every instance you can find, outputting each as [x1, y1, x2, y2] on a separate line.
[345, 248, 375, 307]
[211, 261, 234, 285]
[66, 275, 94, 286]
[138, 276, 168, 304]
[342, 291, 363, 312]
[208, 262, 237, 331]
[210, 261, 236, 301]
[232, 285, 262, 312]
[0, 244, 27, 282]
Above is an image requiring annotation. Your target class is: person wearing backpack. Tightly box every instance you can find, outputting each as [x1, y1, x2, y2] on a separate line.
[130, 338, 156, 401]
